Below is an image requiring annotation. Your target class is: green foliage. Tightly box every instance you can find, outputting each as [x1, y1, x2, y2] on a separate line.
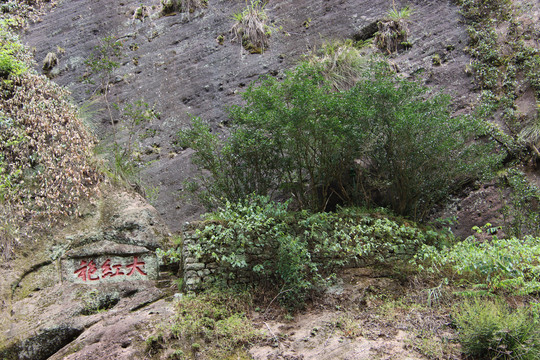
[387, 6, 412, 21]
[453, 298, 540, 359]
[457, 0, 540, 162]
[185, 196, 444, 309]
[145, 333, 164, 356]
[157, 236, 183, 265]
[181, 61, 500, 219]
[414, 235, 540, 295]
[0, 52, 23, 80]
[501, 169, 540, 238]
[169, 290, 260, 358]
[83, 36, 123, 92]
[0, 20, 26, 86]
[457, 0, 512, 22]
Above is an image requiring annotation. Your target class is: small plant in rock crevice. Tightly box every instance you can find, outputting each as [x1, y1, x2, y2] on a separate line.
[161, 0, 208, 16]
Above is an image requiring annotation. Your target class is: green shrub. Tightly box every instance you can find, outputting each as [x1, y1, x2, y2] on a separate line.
[454, 298, 540, 359]
[181, 61, 500, 218]
[414, 235, 540, 294]
[0, 20, 26, 82]
[0, 53, 23, 79]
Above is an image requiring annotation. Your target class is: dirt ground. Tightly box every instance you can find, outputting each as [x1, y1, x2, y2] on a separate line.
[248, 267, 461, 360]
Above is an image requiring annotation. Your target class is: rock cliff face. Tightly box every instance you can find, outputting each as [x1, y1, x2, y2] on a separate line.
[5, 0, 538, 358]
[0, 185, 171, 359]
[24, 0, 475, 232]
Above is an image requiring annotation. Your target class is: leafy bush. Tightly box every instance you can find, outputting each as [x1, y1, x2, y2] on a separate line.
[0, 20, 26, 83]
[186, 196, 444, 309]
[181, 61, 500, 219]
[454, 298, 540, 360]
[0, 52, 23, 80]
[414, 235, 540, 294]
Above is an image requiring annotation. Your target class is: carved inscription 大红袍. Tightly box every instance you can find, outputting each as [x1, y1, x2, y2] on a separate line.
[73, 256, 147, 282]
[63, 254, 158, 283]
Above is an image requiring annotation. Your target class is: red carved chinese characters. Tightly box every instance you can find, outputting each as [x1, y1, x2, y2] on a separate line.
[101, 259, 125, 278]
[74, 260, 100, 281]
[74, 256, 147, 282]
[126, 256, 147, 276]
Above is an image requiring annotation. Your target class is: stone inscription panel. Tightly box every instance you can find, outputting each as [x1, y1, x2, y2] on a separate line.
[62, 254, 158, 284]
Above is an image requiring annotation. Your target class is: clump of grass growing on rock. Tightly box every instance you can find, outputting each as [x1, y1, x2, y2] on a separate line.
[375, 4, 412, 54]
[305, 39, 376, 91]
[161, 0, 207, 15]
[231, 0, 274, 54]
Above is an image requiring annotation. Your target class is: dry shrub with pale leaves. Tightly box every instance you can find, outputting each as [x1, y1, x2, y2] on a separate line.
[0, 0, 99, 261]
[2, 73, 101, 217]
[1, 71, 101, 259]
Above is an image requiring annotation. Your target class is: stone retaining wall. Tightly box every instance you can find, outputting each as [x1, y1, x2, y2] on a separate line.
[180, 222, 418, 293]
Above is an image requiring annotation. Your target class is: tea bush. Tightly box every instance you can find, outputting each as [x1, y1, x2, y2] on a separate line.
[181, 61, 500, 219]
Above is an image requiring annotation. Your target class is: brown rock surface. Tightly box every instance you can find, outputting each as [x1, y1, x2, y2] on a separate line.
[0, 187, 173, 360]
